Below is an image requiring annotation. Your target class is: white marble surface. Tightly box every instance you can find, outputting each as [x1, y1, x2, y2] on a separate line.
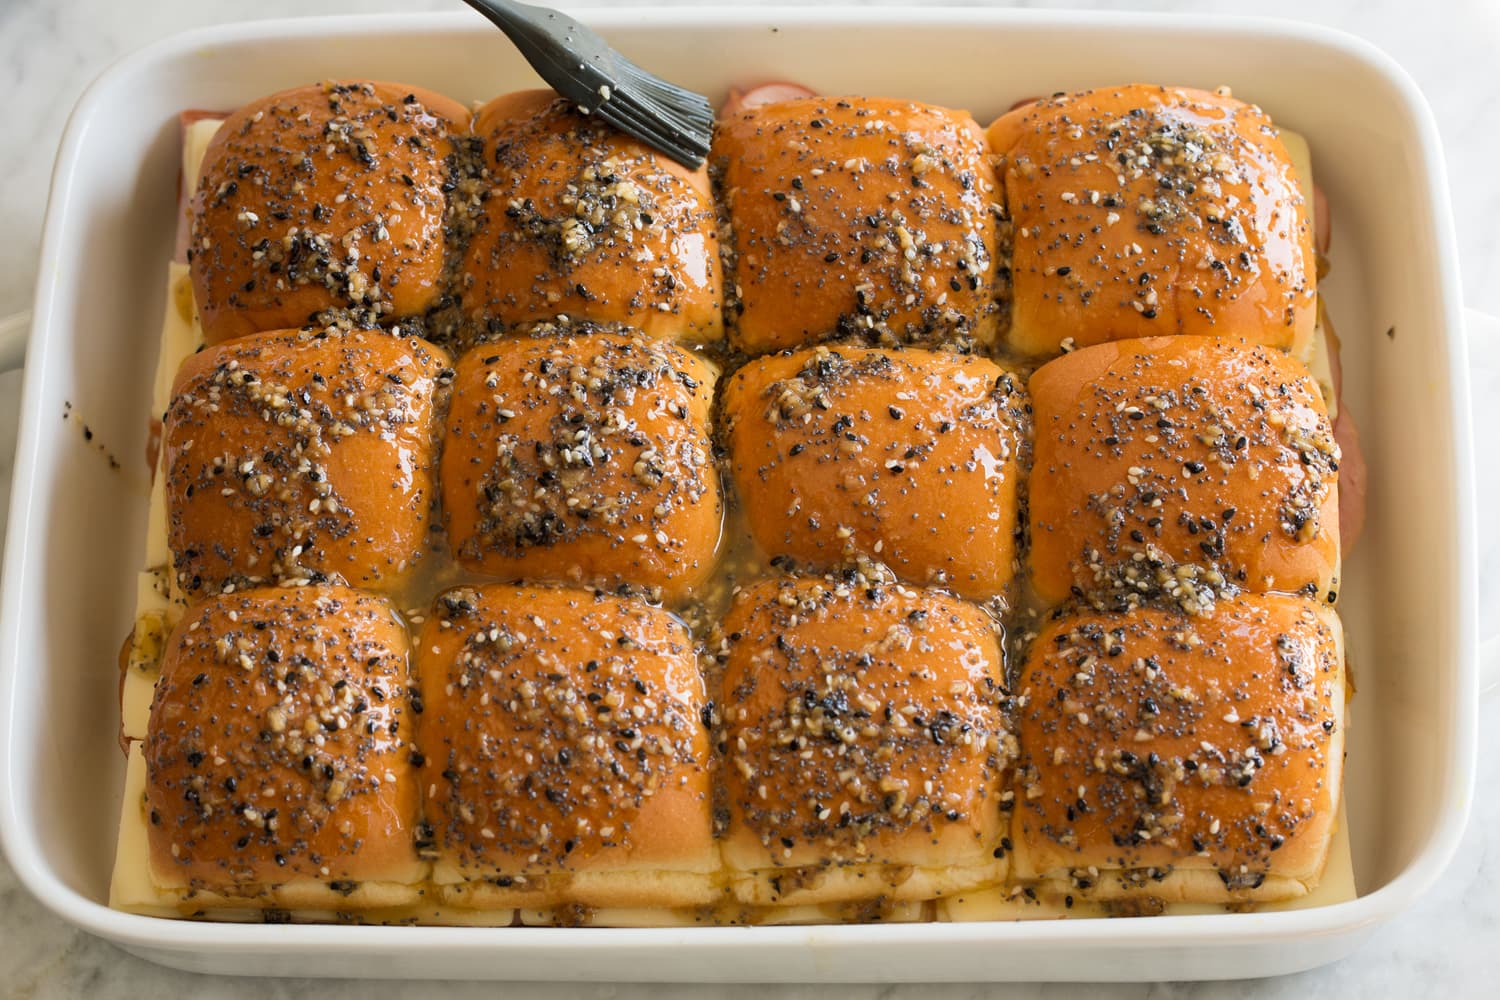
[1, 0, 1498, 995]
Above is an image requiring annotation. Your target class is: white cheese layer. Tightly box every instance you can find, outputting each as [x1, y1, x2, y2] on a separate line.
[937, 799, 1356, 922]
[118, 120, 221, 742]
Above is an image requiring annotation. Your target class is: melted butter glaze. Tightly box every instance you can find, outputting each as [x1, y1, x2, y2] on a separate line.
[712, 96, 999, 355]
[416, 584, 713, 876]
[989, 85, 1315, 358]
[1014, 594, 1343, 893]
[456, 91, 724, 346]
[712, 576, 1013, 877]
[189, 81, 470, 346]
[1028, 336, 1340, 611]
[145, 586, 422, 889]
[164, 327, 451, 602]
[721, 344, 1030, 602]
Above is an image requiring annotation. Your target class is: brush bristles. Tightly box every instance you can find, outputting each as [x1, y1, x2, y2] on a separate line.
[622, 68, 716, 126]
[596, 70, 714, 166]
[596, 104, 709, 166]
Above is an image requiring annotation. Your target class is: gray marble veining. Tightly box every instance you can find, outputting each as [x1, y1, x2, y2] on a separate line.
[1, 0, 1497, 996]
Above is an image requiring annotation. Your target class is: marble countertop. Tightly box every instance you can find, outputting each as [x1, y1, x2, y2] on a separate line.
[1, 0, 1497, 995]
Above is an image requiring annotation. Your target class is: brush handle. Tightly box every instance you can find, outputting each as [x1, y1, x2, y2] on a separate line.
[459, 0, 619, 113]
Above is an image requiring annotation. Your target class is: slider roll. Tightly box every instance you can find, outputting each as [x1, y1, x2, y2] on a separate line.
[1028, 336, 1339, 610]
[415, 584, 716, 909]
[1013, 594, 1344, 904]
[988, 85, 1315, 358]
[164, 327, 450, 602]
[713, 97, 999, 354]
[144, 586, 423, 906]
[721, 345, 1028, 601]
[189, 81, 470, 345]
[440, 325, 722, 603]
[457, 90, 724, 344]
[715, 575, 1013, 906]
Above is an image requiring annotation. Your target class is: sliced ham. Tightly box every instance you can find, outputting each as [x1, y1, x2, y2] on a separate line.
[720, 82, 818, 117]
[117, 631, 133, 755]
[145, 417, 161, 478]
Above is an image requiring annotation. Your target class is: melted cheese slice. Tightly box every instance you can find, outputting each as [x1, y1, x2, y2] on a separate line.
[517, 899, 926, 927]
[111, 743, 499, 924]
[937, 799, 1355, 922]
[118, 120, 221, 743]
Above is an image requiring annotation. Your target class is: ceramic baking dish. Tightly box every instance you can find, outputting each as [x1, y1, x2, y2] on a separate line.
[0, 6, 1480, 982]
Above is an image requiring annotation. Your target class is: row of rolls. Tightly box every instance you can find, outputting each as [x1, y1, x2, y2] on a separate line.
[163, 323, 1337, 612]
[185, 80, 1317, 359]
[138, 579, 1341, 920]
[121, 75, 1346, 923]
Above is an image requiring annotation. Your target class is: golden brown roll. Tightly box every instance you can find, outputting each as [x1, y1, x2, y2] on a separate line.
[1012, 594, 1345, 903]
[1028, 336, 1339, 611]
[164, 327, 450, 602]
[712, 96, 998, 354]
[144, 586, 423, 903]
[414, 584, 716, 909]
[457, 90, 723, 343]
[440, 326, 721, 602]
[190, 80, 469, 345]
[715, 575, 1012, 905]
[988, 85, 1315, 358]
[721, 345, 1028, 601]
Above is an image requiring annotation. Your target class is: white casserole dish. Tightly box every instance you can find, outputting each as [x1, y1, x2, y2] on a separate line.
[0, 6, 1478, 982]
